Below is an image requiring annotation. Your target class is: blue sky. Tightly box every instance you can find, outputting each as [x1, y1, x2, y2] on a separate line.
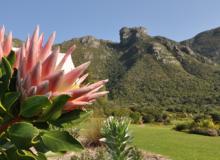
[1, 0, 220, 43]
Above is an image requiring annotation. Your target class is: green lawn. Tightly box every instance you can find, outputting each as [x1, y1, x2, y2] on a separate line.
[131, 124, 220, 160]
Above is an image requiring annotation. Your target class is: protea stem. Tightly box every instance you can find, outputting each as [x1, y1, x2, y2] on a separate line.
[0, 116, 21, 134]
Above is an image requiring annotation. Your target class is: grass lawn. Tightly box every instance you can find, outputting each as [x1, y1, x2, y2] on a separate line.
[131, 124, 220, 160]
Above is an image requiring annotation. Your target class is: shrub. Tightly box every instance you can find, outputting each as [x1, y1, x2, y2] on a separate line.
[175, 116, 220, 136]
[175, 123, 190, 131]
[210, 112, 220, 123]
[100, 116, 133, 160]
[199, 119, 216, 129]
[193, 114, 205, 123]
[154, 113, 164, 122]
[130, 111, 142, 124]
[82, 118, 103, 147]
[164, 119, 171, 125]
[162, 113, 171, 125]
[190, 128, 219, 136]
[142, 114, 154, 123]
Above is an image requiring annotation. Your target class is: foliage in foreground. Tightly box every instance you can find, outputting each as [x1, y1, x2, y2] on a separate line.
[0, 26, 108, 160]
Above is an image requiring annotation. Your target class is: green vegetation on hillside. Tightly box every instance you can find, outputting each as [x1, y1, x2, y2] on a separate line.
[57, 27, 220, 115]
[182, 27, 220, 62]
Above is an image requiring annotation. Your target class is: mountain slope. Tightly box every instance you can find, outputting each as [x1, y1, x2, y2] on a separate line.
[181, 27, 220, 63]
[57, 27, 220, 109]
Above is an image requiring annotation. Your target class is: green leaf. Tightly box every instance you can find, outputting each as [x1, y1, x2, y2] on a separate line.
[16, 150, 37, 160]
[0, 57, 13, 98]
[0, 68, 2, 77]
[5, 145, 19, 160]
[7, 122, 39, 149]
[0, 132, 8, 145]
[0, 102, 6, 112]
[6, 51, 16, 67]
[20, 96, 51, 118]
[0, 154, 7, 160]
[19, 149, 46, 160]
[2, 92, 20, 111]
[53, 110, 92, 127]
[34, 139, 49, 154]
[5, 147, 43, 160]
[41, 95, 70, 121]
[9, 70, 17, 91]
[0, 141, 14, 151]
[5, 147, 34, 160]
[1, 57, 12, 79]
[41, 131, 83, 152]
[36, 152, 47, 160]
[0, 76, 9, 98]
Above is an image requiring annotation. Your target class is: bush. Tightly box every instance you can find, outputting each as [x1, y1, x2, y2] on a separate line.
[193, 114, 205, 123]
[200, 119, 216, 129]
[142, 114, 155, 123]
[154, 113, 164, 122]
[210, 112, 220, 123]
[130, 111, 142, 124]
[190, 128, 219, 136]
[191, 118, 216, 129]
[175, 123, 190, 131]
[175, 117, 220, 136]
[82, 118, 103, 147]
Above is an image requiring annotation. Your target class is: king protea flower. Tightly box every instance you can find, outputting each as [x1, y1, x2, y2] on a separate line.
[0, 26, 12, 60]
[16, 26, 108, 111]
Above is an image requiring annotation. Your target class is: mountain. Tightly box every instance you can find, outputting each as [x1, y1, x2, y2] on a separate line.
[181, 27, 220, 63]
[56, 27, 220, 109]
[13, 38, 22, 47]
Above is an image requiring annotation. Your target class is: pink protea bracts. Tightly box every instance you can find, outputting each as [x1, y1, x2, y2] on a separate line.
[0, 26, 12, 60]
[16, 26, 108, 111]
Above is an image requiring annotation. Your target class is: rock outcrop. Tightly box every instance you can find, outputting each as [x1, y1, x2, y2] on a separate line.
[80, 36, 100, 48]
[120, 27, 148, 45]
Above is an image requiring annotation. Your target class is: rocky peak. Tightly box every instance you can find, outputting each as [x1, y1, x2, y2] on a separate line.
[119, 27, 147, 45]
[79, 36, 100, 48]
